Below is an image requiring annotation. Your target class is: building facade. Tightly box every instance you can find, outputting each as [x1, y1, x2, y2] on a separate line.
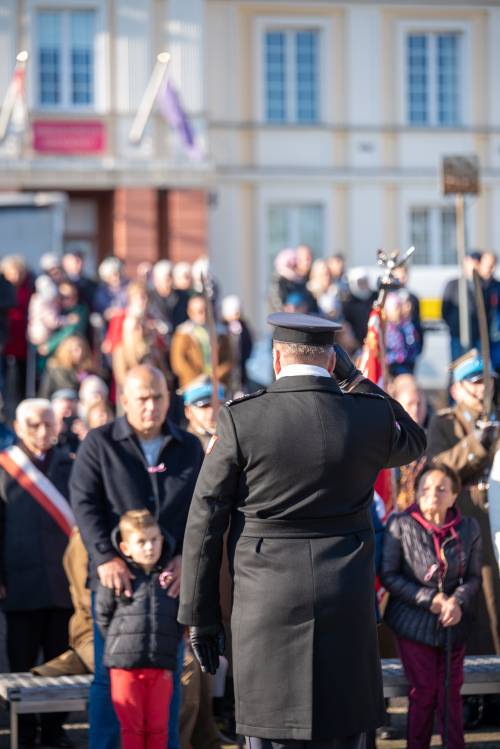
[0, 0, 211, 273]
[0, 1, 499, 330]
[206, 0, 500, 327]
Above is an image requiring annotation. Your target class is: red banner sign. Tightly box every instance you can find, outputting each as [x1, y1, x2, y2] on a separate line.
[33, 120, 106, 154]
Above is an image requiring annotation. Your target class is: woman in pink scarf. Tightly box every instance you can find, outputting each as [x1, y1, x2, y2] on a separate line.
[381, 463, 482, 749]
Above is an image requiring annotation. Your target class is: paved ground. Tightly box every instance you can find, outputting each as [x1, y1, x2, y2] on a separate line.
[0, 616, 498, 747]
[0, 704, 497, 749]
[378, 699, 500, 749]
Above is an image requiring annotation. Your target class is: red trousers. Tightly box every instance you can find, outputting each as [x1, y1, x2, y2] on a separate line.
[110, 667, 173, 749]
[397, 637, 465, 749]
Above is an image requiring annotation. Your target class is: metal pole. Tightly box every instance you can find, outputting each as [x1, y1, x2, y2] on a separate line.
[456, 193, 470, 351]
[443, 627, 452, 749]
[129, 52, 170, 145]
[0, 51, 28, 143]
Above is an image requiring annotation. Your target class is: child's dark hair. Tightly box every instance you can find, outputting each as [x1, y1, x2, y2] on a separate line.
[119, 509, 158, 541]
[414, 461, 461, 496]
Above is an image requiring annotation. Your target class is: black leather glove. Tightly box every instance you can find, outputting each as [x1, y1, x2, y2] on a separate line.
[333, 344, 362, 390]
[475, 421, 500, 450]
[189, 624, 225, 675]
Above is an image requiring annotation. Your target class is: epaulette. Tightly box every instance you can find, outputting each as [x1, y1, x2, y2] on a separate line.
[436, 407, 454, 417]
[225, 388, 266, 407]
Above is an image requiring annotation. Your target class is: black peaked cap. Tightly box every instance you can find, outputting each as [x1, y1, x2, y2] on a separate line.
[267, 312, 342, 345]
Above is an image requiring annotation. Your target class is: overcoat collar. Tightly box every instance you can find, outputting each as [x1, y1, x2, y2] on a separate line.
[111, 415, 185, 446]
[267, 375, 343, 395]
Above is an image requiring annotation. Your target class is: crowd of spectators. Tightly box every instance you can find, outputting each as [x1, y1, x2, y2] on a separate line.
[0, 243, 500, 749]
[0, 249, 257, 436]
[11, 243, 500, 423]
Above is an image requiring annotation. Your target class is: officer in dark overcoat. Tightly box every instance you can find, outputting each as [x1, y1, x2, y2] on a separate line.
[178, 313, 426, 749]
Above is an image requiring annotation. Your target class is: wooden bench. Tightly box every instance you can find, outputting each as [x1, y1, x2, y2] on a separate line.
[382, 655, 500, 698]
[0, 673, 92, 749]
[0, 659, 498, 749]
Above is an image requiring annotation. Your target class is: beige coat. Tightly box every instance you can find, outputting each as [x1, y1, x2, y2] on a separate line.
[171, 322, 233, 388]
[33, 530, 93, 676]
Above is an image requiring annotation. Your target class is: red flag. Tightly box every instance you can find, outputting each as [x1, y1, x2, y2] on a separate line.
[358, 306, 393, 521]
[358, 306, 393, 608]
[358, 307, 384, 387]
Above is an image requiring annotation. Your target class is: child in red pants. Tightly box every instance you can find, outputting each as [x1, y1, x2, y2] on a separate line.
[95, 510, 182, 749]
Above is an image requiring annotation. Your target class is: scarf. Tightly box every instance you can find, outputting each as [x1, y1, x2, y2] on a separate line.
[407, 503, 464, 587]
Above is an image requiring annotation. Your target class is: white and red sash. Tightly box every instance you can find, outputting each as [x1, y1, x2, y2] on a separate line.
[0, 445, 75, 537]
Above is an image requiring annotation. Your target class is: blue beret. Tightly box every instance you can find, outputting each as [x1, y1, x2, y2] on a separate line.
[51, 388, 78, 402]
[452, 351, 484, 383]
[183, 381, 225, 406]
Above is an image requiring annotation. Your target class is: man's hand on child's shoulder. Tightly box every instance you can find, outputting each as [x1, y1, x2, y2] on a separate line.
[97, 556, 135, 597]
[159, 554, 182, 598]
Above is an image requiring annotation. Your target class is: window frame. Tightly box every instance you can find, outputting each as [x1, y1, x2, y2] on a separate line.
[27, 0, 109, 114]
[266, 202, 326, 268]
[255, 184, 334, 330]
[36, 9, 96, 109]
[397, 18, 471, 128]
[408, 204, 457, 265]
[255, 15, 333, 126]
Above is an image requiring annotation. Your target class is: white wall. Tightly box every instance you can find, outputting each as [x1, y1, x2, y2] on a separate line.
[348, 186, 384, 266]
[346, 6, 381, 126]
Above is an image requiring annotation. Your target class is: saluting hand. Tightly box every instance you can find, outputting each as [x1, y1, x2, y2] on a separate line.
[97, 556, 135, 597]
[333, 345, 363, 391]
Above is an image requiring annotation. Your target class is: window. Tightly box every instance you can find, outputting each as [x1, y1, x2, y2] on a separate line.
[267, 204, 324, 269]
[407, 32, 460, 126]
[410, 206, 456, 264]
[37, 9, 95, 108]
[264, 29, 319, 123]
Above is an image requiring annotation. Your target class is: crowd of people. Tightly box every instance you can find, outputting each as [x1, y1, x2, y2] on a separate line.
[0, 244, 499, 749]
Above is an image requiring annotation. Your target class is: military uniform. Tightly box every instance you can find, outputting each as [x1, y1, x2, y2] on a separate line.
[427, 401, 500, 654]
[179, 314, 426, 746]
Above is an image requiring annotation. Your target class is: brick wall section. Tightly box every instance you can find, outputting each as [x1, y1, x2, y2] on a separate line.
[113, 188, 159, 275]
[166, 190, 207, 264]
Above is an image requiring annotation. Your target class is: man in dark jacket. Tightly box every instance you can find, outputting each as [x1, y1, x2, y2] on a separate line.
[441, 252, 481, 361]
[343, 269, 377, 350]
[70, 364, 205, 749]
[179, 313, 426, 749]
[0, 398, 75, 748]
[0, 271, 15, 399]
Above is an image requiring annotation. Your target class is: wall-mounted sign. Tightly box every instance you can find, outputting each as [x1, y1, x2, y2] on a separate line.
[442, 155, 480, 195]
[33, 120, 106, 154]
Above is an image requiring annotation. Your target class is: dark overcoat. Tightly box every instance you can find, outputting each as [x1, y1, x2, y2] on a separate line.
[427, 403, 500, 654]
[178, 375, 426, 740]
[69, 417, 205, 589]
[0, 445, 73, 611]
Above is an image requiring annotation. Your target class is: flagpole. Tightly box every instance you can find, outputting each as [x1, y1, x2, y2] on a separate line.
[129, 51, 170, 145]
[0, 50, 28, 143]
[374, 246, 415, 388]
